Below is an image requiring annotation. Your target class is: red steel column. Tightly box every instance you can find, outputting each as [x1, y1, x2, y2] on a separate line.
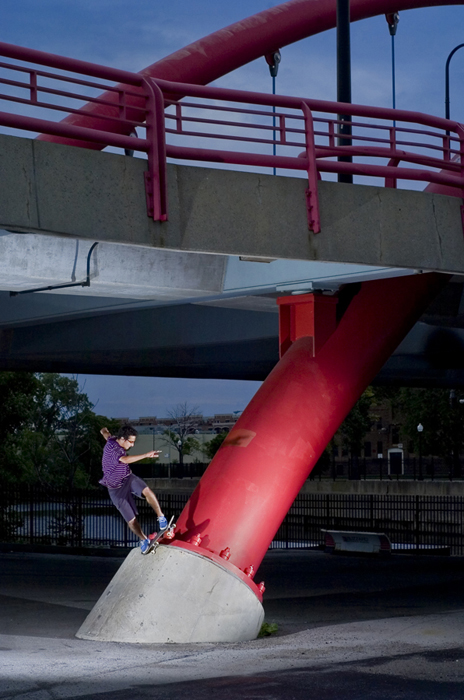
[173, 272, 449, 577]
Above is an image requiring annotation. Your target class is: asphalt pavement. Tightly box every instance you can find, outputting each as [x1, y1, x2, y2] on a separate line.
[0, 548, 464, 699]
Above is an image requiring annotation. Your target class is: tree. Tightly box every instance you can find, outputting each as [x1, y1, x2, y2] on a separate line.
[0, 372, 119, 488]
[0, 372, 39, 484]
[162, 403, 202, 476]
[17, 373, 95, 489]
[0, 372, 38, 434]
[339, 387, 376, 459]
[397, 387, 464, 473]
[202, 431, 228, 460]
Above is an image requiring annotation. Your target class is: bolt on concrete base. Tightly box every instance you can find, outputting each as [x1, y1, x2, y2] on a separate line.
[76, 544, 264, 643]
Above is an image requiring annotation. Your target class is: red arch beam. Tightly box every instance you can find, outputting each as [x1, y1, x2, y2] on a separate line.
[39, 0, 464, 146]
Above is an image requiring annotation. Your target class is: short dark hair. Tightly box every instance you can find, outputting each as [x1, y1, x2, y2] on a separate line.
[117, 424, 138, 440]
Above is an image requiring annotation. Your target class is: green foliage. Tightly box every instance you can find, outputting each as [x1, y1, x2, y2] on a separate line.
[396, 387, 464, 458]
[0, 372, 38, 434]
[202, 431, 227, 460]
[310, 446, 331, 477]
[339, 387, 376, 457]
[258, 622, 279, 637]
[0, 372, 116, 489]
[336, 385, 464, 463]
[162, 429, 201, 464]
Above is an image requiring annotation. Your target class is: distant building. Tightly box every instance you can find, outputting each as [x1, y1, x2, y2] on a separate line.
[211, 412, 242, 433]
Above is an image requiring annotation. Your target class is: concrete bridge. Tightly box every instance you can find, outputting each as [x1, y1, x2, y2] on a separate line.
[1, 79, 464, 383]
[2, 0, 464, 644]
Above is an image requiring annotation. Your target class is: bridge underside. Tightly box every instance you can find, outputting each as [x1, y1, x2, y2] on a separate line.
[1, 280, 464, 387]
[1, 134, 464, 386]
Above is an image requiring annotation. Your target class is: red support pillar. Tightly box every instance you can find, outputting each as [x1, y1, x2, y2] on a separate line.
[277, 292, 338, 358]
[172, 273, 449, 584]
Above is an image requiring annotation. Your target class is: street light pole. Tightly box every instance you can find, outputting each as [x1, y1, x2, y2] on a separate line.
[177, 438, 183, 479]
[150, 427, 155, 451]
[449, 389, 462, 478]
[445, 43, 464, 122]
[337, 0, 352, 184]
[417, 423, 424, 481]
[265, 50, 281, 176]
[385, 13, 399, 127]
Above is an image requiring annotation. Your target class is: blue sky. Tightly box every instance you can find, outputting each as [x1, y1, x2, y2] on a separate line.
[3, 1, 464, 418]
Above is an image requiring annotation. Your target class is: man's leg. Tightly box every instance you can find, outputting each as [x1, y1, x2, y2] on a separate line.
[142, 486, 163, 518]
[127, 516, 146, 541]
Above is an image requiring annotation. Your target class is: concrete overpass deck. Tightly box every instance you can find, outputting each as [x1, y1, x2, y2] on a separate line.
[0, 133, 464, 384]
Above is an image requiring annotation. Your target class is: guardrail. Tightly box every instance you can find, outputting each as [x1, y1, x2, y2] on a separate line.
[1, 41, 464, 234]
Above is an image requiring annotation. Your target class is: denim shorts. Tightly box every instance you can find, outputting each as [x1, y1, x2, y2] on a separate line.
[107, 473, 148, 522]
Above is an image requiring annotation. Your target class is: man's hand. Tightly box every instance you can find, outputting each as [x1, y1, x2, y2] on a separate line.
[146, 450, 162, 459]
[100, 427, 111, 441]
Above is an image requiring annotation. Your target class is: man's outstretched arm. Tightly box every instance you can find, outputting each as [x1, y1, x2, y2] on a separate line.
[100, 427, 111, 441]
[119, 450, 161, 464]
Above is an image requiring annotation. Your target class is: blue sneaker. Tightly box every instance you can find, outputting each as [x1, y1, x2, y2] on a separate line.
[140, 538, 151, 555]
[157, 515, 168, 531]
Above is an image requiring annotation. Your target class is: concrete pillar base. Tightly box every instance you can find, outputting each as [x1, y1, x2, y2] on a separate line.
[76, 544, 264, 643]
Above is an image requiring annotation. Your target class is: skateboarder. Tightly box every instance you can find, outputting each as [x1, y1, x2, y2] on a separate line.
[100, 424, 168, 554]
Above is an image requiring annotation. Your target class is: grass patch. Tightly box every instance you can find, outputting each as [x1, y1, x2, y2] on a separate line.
[258, 622, 278, 638]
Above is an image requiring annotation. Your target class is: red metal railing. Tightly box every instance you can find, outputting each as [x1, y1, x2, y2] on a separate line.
[1, 42, 464, 233]
[0, 41, 167, 221]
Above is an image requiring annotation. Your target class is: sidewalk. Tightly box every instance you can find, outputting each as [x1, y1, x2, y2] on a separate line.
[1, 549, 464, 699]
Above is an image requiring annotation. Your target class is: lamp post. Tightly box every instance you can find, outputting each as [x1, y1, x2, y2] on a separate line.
[417, 423, 424, 481]
[177, 438, 183, 479]
[445, 43, 464, 122]
[450, 389, 462, 478]
[265, 50, 281, 176]
[337, 0, 352, 183]
[385, 12, 399, 127]
[149, 426, 155, 451]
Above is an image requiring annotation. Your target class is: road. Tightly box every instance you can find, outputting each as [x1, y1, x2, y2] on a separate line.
[0, 549, 463, 699]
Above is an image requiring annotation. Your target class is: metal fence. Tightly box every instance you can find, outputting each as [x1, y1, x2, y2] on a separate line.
[135, 456, 464, 481]
[272, 494, 464, 555]
[314, 456, 464, 482]
[1, 487, 464, 555]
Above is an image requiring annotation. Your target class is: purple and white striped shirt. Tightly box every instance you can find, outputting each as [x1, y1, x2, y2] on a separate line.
[100, 437, 131, 489]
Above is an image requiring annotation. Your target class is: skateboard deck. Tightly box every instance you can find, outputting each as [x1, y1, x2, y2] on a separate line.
[146, 515, 176, 554]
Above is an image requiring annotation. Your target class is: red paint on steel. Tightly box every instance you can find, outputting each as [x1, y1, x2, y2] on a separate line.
[33, 0, 464, 148]
[173, 272, 450, 574]
[2, 45, 464, 199]
[277, 293, 338, 359]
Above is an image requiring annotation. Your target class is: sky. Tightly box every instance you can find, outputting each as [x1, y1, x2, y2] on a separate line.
[2, 0, 464, 418]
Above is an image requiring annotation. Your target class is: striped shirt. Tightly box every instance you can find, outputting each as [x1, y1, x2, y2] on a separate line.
[100, 437, 131, 489]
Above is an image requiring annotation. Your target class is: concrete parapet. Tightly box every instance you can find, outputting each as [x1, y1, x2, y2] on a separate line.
[1, 132, 464, 273]
[76, 544, 264, 644]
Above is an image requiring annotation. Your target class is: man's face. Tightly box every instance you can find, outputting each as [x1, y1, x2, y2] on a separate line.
[123, 435, 136, 449]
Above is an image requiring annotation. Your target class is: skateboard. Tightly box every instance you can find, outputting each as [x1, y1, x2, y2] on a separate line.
[146, 515, 176, 554]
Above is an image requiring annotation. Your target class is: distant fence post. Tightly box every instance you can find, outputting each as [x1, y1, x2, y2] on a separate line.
[415, 494, 420, 551]
[29, 486, 34, 545]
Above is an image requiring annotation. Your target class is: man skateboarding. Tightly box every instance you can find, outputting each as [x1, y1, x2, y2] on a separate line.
[100, 424, 168, 554]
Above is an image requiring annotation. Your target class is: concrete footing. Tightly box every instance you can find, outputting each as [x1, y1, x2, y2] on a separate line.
[76, 544, 264, 643]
